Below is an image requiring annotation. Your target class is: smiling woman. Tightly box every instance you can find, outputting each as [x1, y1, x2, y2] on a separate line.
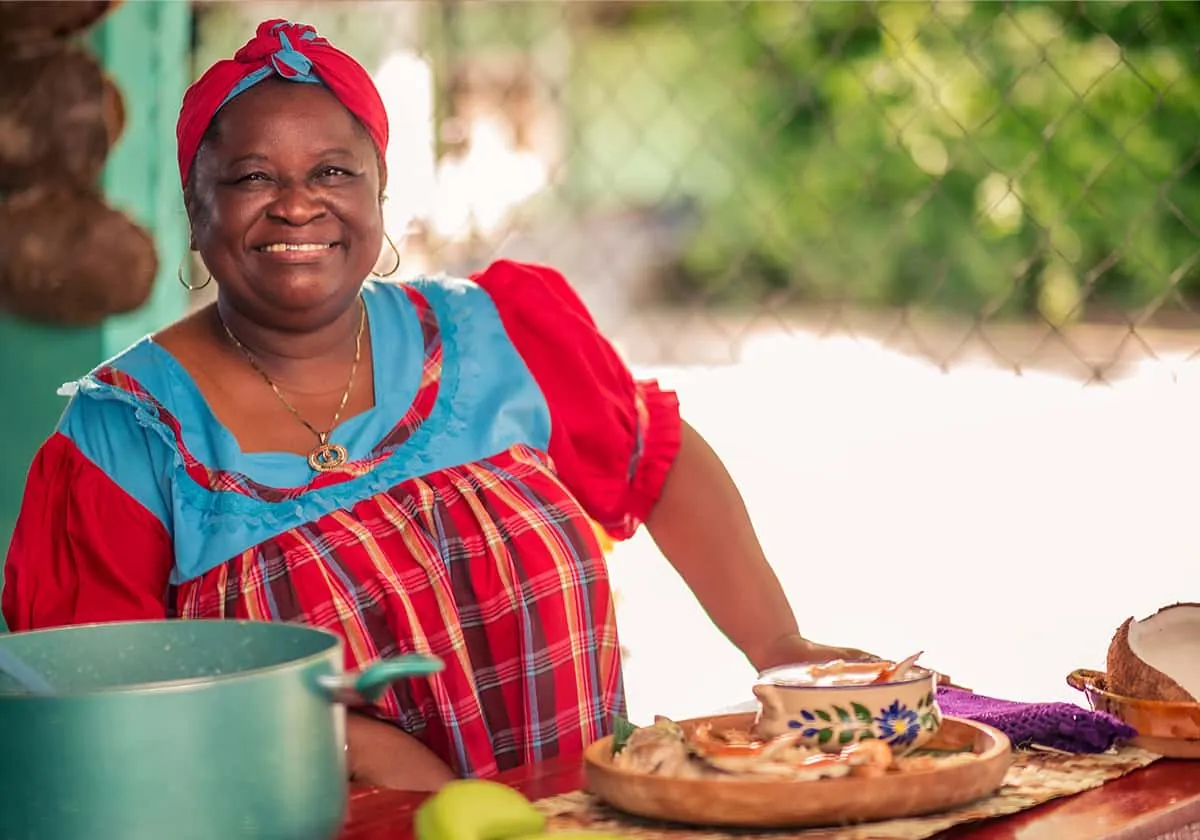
[1, 18, 879, 792]
[186, 79, 384, 333]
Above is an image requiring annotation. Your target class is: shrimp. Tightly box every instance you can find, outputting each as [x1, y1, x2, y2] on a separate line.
[690, 724, 790, 773]
[870, 652, 925, 685]
[800, 651, 925, 686]
[688, 724, 856, 779]
[839, 738, 895, 778]
[689, 723, 772, 756]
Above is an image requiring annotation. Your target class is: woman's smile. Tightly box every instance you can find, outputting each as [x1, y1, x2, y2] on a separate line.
[253, 240, 343, 262]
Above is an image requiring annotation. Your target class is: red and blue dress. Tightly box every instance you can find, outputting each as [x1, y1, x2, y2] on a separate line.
[1, 259, 681, 778]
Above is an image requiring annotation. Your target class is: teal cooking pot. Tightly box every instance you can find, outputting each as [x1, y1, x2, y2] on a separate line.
[0, 619, 443, 840]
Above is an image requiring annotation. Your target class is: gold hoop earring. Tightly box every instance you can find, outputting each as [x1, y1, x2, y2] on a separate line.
[373, 231, 402, 278]
[177, 255, 212, 291]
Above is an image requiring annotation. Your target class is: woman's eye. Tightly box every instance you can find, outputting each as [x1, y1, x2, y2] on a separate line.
[318, 167, 353, 179]
[235, 172, 270, 183]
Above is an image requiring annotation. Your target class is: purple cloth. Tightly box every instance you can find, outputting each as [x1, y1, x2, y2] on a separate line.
[936, 686, 1137, 753]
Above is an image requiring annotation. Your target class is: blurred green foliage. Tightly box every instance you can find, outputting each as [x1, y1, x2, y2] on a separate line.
[195, 1, 1199, 322]
[570, 1, 1200, 322]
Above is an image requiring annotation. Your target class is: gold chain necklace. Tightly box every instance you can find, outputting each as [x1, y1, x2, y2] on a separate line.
[219, 300, 366, 473]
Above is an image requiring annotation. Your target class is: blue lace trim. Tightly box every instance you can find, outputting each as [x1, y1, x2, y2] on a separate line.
[71, 276, 477, 535]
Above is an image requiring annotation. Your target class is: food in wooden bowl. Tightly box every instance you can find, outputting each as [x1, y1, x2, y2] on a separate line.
[754, 652, 942, 754]
[1067, 602, 1200, 759]
[584, 712, 1011, 828]
[611, 714, 974, 782]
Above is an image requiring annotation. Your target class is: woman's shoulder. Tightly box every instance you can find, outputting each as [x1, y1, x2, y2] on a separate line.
[370, 260, 594, 332]
[363, 269, 516, 348]
[365, 271, 489, 310]
[54, 328, 204, 485]
[45, 337, 179, 526]
[61, 329, 185, 418]
[60, 334, 172, 407]
[468, 259, 591, 314]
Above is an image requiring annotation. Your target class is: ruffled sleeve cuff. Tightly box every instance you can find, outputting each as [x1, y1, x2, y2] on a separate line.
[614, 380, 682, 539]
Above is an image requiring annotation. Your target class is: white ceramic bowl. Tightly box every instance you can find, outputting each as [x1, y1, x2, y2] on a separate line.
[753, 663, 942, 755]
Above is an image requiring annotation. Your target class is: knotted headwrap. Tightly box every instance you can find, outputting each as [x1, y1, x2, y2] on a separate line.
[176, 19, 389, 188]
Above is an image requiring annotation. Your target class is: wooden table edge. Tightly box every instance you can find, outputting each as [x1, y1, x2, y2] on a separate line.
[342, 757, 1200, 840]
[935, 759, 1200, 840]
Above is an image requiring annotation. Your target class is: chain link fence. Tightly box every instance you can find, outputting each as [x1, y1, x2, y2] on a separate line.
[196, 0, 1200, 383]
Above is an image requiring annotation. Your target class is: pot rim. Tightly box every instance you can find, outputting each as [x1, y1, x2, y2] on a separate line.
[0, 618, 344, 699]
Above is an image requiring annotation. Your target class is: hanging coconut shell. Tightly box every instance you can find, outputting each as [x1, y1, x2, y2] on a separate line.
[101, 72, 126, 149]
[0, 183, 158, 326]
[1106, 602, 1200, 704]
[0, 1, 122, 45]
[0, 42, 124, 192]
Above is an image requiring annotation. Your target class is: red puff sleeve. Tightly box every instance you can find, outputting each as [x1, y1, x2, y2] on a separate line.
[2, 433, 173, 631]
[473, 259, 682, 540]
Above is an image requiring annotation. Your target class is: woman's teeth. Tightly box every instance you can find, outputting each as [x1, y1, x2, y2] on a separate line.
[260, 243, 334, 252]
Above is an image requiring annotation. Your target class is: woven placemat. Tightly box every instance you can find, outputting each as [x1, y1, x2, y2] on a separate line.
[533, 747, 1160, 840]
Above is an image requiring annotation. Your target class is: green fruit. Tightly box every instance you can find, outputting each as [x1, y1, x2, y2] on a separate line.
[414, 779, 547, 840]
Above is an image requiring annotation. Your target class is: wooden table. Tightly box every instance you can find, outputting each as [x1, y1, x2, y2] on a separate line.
[340, 757, 1200, 840]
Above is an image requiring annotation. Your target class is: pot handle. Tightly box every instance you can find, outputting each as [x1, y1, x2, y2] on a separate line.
[316, 653, 444, 705]
[1067, 668, 1105, 693]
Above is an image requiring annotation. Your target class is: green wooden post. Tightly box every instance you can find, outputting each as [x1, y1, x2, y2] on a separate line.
[0, 1, 192, 624]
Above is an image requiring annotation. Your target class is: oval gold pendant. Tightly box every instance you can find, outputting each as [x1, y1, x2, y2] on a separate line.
[308, 442, 349, 472]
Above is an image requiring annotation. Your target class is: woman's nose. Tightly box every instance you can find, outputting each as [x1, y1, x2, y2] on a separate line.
[267, 182, 326, 225]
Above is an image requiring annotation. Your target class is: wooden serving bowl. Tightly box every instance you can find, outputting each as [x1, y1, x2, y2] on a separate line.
[583, 713, 1012, 828]
[1068, 668, 1200, 759]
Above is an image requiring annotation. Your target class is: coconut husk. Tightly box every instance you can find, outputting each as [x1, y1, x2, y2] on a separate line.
[101, 72, 125, 149]
[0, 183, 158, 326]
[1106, 603, 1200, 704]
[0, 43, 123, 191]
[0, 1, 121, 45]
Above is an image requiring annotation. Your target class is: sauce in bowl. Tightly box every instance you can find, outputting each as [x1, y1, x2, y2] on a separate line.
[759, 659, 925, 688]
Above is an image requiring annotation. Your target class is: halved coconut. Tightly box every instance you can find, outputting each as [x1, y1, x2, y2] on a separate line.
[1106, 603, 1200, 703]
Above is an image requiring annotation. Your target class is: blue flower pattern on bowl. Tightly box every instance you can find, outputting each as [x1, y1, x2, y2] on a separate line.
[782, 690, 941, 750]
[876, 700, 921, 746]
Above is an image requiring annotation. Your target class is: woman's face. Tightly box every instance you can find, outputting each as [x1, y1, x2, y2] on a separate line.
[186, 79, 384, 329]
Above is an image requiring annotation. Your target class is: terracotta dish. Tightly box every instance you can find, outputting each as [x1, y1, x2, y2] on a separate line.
[583, 712, 1012, 828]
[1068, 668, 1200, 759]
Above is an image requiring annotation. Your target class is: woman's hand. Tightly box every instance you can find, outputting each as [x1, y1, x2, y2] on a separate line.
[346, 711, 458, 792]
[751, 632, 881, 673]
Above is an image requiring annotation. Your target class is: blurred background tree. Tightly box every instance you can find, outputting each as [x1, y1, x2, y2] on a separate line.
[193, 1, 1200, 327]
[568, 1, 1200, 324]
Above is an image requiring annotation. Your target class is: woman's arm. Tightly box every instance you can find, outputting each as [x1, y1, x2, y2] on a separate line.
[3, 432, 173, 630]
[645, 421, 877, 673]
[345, 712, 457, 790]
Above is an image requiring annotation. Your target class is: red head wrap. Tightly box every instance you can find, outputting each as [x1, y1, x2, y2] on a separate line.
[176, 19, 389, 188]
